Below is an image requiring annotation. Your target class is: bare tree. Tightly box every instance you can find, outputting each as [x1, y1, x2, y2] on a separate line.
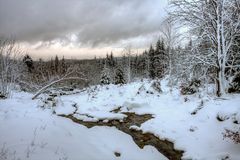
[122, 45, 133, 83]
[32, 67, 88, 100]
[170, 0, 240, 96]
[159, 17, 181, 88]
[0, 38, 24, 98]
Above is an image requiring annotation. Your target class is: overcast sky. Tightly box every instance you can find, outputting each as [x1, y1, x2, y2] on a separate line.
[0, 0, 168, 59]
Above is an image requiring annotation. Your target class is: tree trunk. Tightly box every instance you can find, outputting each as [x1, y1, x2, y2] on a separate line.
[216, 75, 221, 97]
[32, 77, 87, 100]
[216, 67, 227, 97]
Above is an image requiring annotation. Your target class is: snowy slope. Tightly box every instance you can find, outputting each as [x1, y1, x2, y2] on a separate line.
[0, 92, 166, 160]
[0, 79, 239, 160]
[54, 79, 240, 160]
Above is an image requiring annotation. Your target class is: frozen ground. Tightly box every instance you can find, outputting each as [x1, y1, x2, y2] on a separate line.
[0, 79, 239, 160]
[0, 92, 166, 160]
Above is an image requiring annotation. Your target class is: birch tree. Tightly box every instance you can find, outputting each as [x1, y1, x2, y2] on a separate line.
[160, 17, 181, 87]
[170, 0, 240, 96]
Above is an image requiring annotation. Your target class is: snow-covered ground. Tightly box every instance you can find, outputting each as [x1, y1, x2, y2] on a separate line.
[0, 79, 239, 160]
[0, 92, 166, 160]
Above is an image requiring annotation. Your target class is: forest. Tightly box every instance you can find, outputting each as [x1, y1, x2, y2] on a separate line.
[0, 0, 239, 160]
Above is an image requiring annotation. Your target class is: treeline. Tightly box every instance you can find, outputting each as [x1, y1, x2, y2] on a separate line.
[18, 38, 168, 90]
[1, 0, 239, 98]
[99, 39, 168, 85]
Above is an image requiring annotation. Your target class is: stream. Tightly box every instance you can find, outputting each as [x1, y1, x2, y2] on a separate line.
[58, 107, 184, 160]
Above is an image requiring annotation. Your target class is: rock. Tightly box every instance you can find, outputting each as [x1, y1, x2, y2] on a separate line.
[114, 152, 121, 157]
[0, 93, 6, 99]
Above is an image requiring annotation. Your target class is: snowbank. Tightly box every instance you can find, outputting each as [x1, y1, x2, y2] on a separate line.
[1, 79, 239, 160]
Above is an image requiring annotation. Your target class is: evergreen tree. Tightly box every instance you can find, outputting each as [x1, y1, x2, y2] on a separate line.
[153, 39, 167, 78]
[38, 58, 44, 74]
[61, 56, 67, 74]
[23, 54, 34, 72]
[50, 58, 55, 75]
[54, 55, 59, 74]
[148, 45, 156, 79]
[142, 50, 149, 78]
[115, 68, 125, 85]
[109, 52, 115, 67]
[100, 67, 111, 85]
[132, 55, 138, 77]
[154, 39, 162, 78]
[105, 52, 115, 68]
[106, 53, 110, 66]
[160, 40, 167, 76]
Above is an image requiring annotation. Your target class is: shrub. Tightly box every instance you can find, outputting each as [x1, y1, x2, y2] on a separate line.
[223, 129, 240, 144]
[0, 38, 23, 98]
[150, 80, 162, 93]
[180, 79, 201, 95]
[228, 72, 240, 93]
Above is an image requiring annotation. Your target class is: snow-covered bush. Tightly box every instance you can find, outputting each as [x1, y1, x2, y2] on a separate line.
[150, 80, 162, 93]
[180, 79, 201, 95]
[136, 84, 146, 94]
[87, 86, 99, 99]
[100, 73, 111, 85]
[100, 67, 111, 85]
[0, 38, 23, 98]
[228, 72, 240, 93]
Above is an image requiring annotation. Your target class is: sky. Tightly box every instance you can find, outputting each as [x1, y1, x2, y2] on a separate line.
[0, 0, 168, 59]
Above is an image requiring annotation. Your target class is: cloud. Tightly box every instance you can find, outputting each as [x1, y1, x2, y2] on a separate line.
[0, 0, 167, 47]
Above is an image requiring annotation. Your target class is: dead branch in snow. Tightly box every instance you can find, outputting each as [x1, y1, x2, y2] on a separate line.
[32, 69, 88, 100]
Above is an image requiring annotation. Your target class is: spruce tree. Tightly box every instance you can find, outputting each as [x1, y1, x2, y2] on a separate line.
[54, 55, 59, 74]
[109, 52, 115, 67]
[38, 58, 43, 74]
[142, 50, 149, 78]
[23, 54, 34, 72]
[115, 68, 125, 85]
[100, 72, 110, 85]
[50, 58, 55, 75]
[148, 45, 156, 79]
[132, 55, 138, 77]
[61, 56, 66, 74]
[152, 39, 167, 78]
[154, 39, 162, 78]
[160, 40, 167, 77]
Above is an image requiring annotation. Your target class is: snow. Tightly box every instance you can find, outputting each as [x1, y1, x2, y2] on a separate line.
[54, 100, 77, 115]
[0, 92, 166, 160]
[0, 79, 239, 160]
[140, 94, 240, 159]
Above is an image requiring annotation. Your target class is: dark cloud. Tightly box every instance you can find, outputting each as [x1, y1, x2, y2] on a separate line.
[0, 0, 167, 46]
